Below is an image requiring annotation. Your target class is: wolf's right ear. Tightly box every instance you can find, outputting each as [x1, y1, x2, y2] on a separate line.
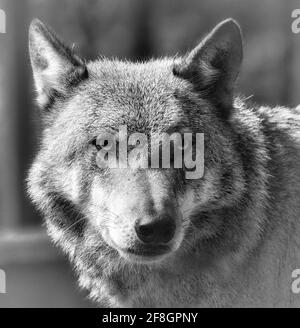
[29, 19, 88, 109]
[173, 19, 243, 119]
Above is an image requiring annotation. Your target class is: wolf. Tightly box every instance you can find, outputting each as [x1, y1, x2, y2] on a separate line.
[27, 18, 300, 307]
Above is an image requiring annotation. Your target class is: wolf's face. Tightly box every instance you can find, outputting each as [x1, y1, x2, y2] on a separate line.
[28, 18, 246, 304]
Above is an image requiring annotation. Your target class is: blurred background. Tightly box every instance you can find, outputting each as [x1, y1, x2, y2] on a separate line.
[0, 0, 300, 307]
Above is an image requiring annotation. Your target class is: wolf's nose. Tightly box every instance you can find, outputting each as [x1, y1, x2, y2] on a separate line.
[135, 216, 176, 244]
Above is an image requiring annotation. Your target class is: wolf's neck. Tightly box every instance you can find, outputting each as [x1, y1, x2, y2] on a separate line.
[229, 99, 299, 258]
[204, 100, 275, 264]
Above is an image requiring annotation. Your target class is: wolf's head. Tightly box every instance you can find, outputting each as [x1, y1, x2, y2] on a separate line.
[27, 19, 247, 302]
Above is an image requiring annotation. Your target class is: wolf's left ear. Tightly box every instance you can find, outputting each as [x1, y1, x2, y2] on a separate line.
[173, 19, 243, 118]
[29, 19, 88, 109]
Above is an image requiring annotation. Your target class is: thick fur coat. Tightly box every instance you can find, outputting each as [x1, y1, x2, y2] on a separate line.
[27, 18, 300, 307]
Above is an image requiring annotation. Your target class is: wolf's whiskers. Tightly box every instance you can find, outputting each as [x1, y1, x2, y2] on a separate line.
[90, 202, 123, 223]
[61, 216, 87, 234]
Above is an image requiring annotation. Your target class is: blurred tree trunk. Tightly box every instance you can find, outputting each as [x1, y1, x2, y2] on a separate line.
[0, 0, 21, 229]
[290, 0, 300, 106]
[281, 0, 294, 107]
[132, 0, 154, 60]
[12, 0, 40, 226]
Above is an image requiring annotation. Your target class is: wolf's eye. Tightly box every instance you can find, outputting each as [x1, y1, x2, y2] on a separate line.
[92, 138, 109, 150]
[91, 138, 102, 151]
[91, 138, 115, 151]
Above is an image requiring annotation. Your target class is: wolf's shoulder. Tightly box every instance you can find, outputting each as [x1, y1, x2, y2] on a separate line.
[256, 104, 300, 132]
[234, 100, 300, 143]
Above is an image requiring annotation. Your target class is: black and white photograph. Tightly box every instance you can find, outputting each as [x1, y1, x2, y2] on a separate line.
[1, 0, 300, 312]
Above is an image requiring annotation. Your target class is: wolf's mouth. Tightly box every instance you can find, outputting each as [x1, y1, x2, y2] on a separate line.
[127, 244, 170, 256]
[118, 244, 172, 263]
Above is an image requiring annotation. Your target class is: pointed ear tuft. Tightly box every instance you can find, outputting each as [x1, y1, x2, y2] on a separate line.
[29, 19, 88, 109]
[173, 19, 243, 118]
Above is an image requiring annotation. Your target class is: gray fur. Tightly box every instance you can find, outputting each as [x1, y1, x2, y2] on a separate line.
[27, 18, 300, 307]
